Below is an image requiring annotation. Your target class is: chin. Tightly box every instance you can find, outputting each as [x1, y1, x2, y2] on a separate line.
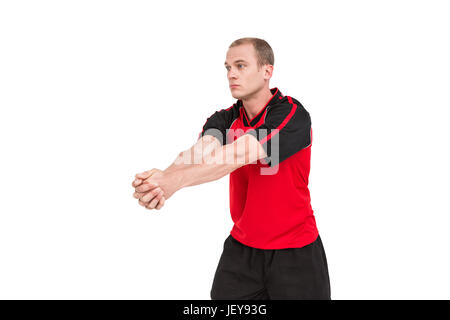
[231, 90, 244, 99]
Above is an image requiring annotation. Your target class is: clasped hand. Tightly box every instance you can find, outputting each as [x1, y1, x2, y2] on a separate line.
[132, 168, 171, 211]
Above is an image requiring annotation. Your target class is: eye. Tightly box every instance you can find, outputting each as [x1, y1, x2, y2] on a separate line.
[225, 64, 244, 71]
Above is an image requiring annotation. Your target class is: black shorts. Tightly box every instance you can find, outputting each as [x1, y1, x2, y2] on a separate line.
[210, 234, 331, 300]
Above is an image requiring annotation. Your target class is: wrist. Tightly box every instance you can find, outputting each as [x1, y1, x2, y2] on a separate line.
[164, 165, 186, 192]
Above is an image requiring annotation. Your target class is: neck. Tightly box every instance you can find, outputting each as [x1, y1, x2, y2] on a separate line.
[242, 87, 273, 121]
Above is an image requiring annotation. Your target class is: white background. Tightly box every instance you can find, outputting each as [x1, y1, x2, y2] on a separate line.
[1, 0, 449, 300]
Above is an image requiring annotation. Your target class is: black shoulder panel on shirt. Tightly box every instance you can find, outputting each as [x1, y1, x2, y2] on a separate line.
[245, 96, 312, 167]
[198, 104, 240, 145]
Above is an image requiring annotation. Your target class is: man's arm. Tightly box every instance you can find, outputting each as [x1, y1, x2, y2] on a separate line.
[164, 133, 267, 189]
[133, 133, 267, 208]
[132, 134, 228, 208]
[164, 134, 223, 173]
[133, 134, 221, 186]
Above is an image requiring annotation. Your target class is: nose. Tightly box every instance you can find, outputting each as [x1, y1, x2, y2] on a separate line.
[227, 68, 238, 80]
[228, 73, 237, 82]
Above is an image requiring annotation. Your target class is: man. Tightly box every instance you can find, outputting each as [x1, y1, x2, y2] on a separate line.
[132, 37, 331, 300]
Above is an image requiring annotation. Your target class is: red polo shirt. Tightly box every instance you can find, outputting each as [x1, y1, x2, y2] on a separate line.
[198, 87, 319, 249]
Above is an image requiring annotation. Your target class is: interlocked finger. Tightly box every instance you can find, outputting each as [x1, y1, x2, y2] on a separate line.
[133, 191, 146, 199]
[132, 178, 142, 187]
[155, 196, 165, 210]
[146, 190, 164, 210]
[140, 187, 162, 203]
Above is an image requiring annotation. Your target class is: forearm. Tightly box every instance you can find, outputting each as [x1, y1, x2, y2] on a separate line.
[163, 134, 265, 189]
[164, 134, 221, 173]
[135, 135, 257, 204]
[166, 145, 244, 189]
[160, 134, 229, 191]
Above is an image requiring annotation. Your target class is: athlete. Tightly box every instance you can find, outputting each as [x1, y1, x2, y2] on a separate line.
[132, 37, 331, 300]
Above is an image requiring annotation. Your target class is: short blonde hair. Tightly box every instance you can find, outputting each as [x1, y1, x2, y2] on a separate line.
[229, 37, 274, 70]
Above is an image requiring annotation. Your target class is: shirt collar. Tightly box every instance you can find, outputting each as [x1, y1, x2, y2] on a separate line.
[237, 87, 283, 108]
[237, 87, 284, 126]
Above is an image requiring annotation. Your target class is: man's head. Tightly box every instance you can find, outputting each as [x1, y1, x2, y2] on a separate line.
[224, 37, 274, 100]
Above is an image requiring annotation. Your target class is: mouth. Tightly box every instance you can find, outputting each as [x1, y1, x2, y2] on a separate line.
[230, 85, 240, 88]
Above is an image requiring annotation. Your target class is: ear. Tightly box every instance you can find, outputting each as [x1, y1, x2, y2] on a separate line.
[264, 65, 273, 79]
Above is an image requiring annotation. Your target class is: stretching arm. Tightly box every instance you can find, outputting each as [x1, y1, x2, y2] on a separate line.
[164, 133, 267, 189]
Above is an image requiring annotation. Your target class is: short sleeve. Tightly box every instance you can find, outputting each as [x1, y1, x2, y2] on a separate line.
[244, 97, 312, 167]
[198, 106, 237, 145]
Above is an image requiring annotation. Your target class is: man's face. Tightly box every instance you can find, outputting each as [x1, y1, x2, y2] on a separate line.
[224, 43, 272, 100]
